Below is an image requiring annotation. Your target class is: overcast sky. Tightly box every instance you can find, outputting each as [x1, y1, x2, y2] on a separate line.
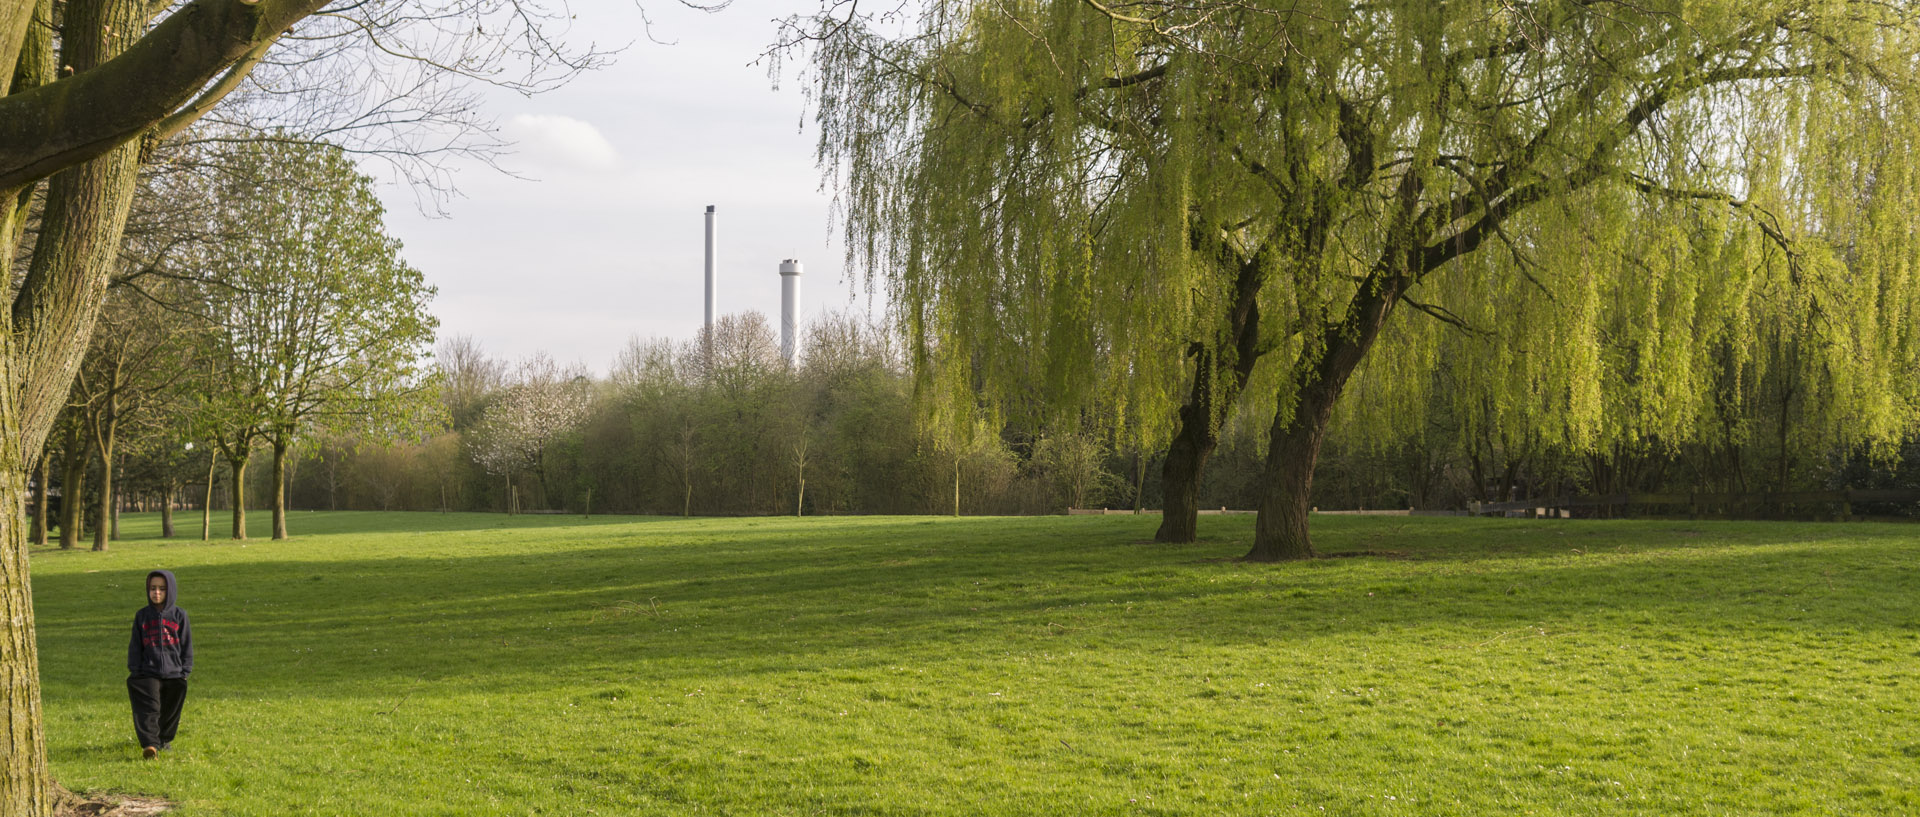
[375, 0, 877, 374]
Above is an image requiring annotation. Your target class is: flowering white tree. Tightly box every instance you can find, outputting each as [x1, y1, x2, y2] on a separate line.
[468, 356, 591, 511]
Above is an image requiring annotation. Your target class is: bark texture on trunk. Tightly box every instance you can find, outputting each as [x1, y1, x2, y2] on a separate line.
[0, 0, 330, 191]
[0, 457, 51, 817]
[11, 104, 141, 460]
[0, 1, 39, 97]
[0, 328, 50, 817]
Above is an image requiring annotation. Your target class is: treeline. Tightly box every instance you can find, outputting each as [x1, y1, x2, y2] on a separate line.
[286, 313, 1131, 517]
[34, 135, 437, 548]
[52, 301, 1920, 529]
[91, 309, 1920, 523]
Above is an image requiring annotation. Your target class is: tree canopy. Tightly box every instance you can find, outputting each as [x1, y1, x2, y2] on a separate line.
[795, 0, 1920, 559]
[191, 137, 440, 540]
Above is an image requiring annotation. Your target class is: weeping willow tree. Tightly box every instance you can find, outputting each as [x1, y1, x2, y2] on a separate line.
[1334, 49, 1920, 506]
[794, 0, 1920, 560]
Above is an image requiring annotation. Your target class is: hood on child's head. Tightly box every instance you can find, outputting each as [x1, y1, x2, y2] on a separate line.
[147, 569, 178, 612]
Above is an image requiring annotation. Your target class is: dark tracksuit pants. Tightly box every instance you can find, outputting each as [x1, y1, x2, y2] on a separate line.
[127, 676, 188, 748]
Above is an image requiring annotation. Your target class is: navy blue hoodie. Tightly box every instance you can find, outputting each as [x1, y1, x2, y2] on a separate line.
[128, 569, 193, 679]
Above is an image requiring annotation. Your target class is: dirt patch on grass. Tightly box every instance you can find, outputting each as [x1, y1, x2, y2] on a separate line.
[56, 789, 173, 817]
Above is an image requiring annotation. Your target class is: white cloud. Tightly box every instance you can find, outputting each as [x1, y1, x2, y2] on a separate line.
[504, 113, 621, 171]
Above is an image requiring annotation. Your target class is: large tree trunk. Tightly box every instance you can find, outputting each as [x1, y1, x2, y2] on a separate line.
[229, 456, 249, 540]
[1250, 385, 1342, 561]
[0, 0, 469, 807]
[1156, 244, 1268, 543]
[0, 445, 53, 817]
[271, 436, 288, 540]
[1247, 272, 1407, 562]
[11, 43, 142, 464]
[1155, 396, 1217, 543]
[1, 10, 57, 798]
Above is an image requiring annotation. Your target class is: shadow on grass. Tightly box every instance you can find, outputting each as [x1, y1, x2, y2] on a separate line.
[54, 739, 145, 765]
[32, 515, 1920, 708]
[90, 510, 690, 543]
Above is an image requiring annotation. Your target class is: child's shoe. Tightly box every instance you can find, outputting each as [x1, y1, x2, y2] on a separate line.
[142, 746, 157, 760]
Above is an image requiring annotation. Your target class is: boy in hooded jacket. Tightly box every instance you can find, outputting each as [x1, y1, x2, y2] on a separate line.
[128, 569, 192, 759]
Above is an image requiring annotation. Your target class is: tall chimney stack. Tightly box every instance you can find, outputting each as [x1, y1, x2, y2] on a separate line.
[780, 259, 803, 365]
[703, 205, 717, 334]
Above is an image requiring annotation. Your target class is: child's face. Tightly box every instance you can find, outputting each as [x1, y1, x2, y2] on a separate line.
[147, 577, 167, 606]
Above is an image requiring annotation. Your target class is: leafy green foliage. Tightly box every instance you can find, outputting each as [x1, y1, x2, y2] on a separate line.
[796, 0, 1920, 554]
[191, 136, 440, 446]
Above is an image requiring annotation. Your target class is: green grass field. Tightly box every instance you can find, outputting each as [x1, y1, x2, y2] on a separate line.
[27, 511, 1920, 815]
